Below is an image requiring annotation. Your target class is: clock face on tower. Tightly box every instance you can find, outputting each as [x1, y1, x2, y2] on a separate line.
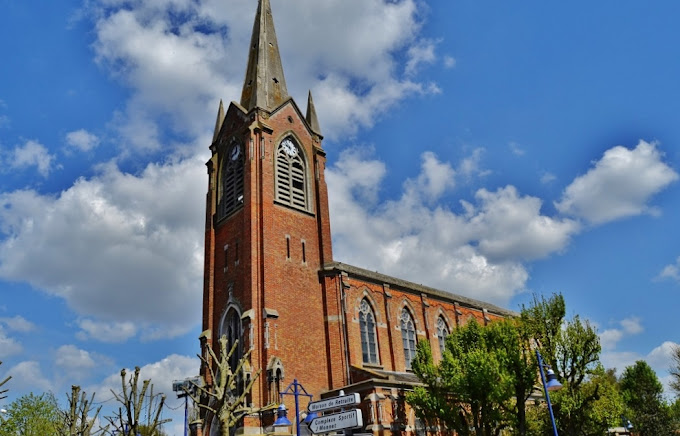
[281, 138, 298, 157]
[230, 143, 241, 161]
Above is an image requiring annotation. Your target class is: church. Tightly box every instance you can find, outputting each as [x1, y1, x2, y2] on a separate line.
[198, 0, 512, 434]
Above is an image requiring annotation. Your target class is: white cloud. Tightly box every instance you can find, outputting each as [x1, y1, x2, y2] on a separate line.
[86, 0, 437, 149]
[66, 129, 100, 152]
[599, 316, 643, 351]
[540, 172, 556, 185]
[327, 150, 579, 304]
[5, 361, 52, 393]
[0, 326, 22, 358]
[55, 344, 97, 369]
[443, 55, 456, 69]
[405, 39, 438, 76]
[508, 141, 525, 156]
[556, 140, 678, 224]
[0, 158, 205, 340]
[77, 320, 138, 343]
[656, 256, 680, 283]
[7, 140, 57, 177]
[0, 315, 36, 333]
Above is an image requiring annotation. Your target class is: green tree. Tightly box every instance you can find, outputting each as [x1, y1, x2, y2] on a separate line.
[408, 319, 523, 436]
[670, 343, 680, 396]
[522, 293, 602, 436]
[0, 392, 60, 436]
[620, 360, 673, 436]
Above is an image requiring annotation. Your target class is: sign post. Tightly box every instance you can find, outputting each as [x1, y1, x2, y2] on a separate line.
[309, 409, 363, 434]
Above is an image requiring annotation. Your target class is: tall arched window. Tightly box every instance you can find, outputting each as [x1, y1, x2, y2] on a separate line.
[217, 141, 244, 220]
[400, 308, 417, 370]
[359, 299, 379, 364]
[221, 308, 242, 374]
[275, 137, 308, 211]
[435, 316, 450, 355]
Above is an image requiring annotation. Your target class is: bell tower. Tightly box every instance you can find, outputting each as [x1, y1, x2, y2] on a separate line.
[201, 0, 334, 429]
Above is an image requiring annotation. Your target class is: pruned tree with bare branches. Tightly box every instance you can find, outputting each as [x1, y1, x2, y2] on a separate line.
[0, 361, 9, 401]
[187, 335, 275, 436]
[59, 385, 109, 436]
[106, 367, 170, 436]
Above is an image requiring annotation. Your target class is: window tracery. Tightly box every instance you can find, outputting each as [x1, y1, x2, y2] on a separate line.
[400, 308, 416, 370]
[359, 299, 379, 365]
[275, 137, 309, 211]
[217, 141, 245, 220]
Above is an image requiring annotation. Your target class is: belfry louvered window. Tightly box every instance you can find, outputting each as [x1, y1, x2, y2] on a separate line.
[217, 141, 244, 220]
[401, 308, 417, 370]
[275, 137, 308, 210]
[359, 299, 379, 365]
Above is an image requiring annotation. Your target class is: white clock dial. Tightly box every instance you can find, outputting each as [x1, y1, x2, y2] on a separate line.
[230, 144, 240, 160]
[282, 139, 298, 157]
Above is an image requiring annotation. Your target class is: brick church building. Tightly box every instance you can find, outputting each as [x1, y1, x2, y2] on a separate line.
[199, 0, 512, 434]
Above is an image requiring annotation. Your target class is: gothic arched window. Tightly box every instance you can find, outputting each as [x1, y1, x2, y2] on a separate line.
[217, 141, 245, 220]
[275, 137, 309, 211]
[359, 299, 379, 365]
[221, 307, 242, 374]
[435, 316, 450, 355]
[400, 308, 417, 370]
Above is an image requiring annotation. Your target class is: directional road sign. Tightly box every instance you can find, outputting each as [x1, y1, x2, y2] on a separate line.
[309, 409, 363, 434]
[308, 393, 360, 413]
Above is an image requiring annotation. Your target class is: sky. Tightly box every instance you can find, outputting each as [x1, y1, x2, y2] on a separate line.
[1, 0, 680, 433]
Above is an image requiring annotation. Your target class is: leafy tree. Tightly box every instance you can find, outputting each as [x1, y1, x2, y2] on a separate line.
[408, 319, 522, 436]
[522, 293, 601, 436]
[59, 385, 109, 436]
[106, 367, 170, 436]
[0, 392, 60, 436]
[670, 343, 680, 396]
[0, 361, 9, 401]
[620, 360, 673, 436]
[187, 335, 275, 436]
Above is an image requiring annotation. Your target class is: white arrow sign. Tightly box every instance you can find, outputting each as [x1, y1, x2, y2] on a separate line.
[309, 409, 363, 434]
[308, 393, 360, 413]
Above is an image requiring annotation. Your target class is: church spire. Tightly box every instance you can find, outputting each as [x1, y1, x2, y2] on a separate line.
[305, 90, 322, 136]
[213, 99, 225, 143]
[240, 0, 289, 112]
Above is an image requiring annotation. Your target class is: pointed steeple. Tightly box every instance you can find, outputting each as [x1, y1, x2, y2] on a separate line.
[213, 99, 225, 143]
[240, 0, 289, 111]
[305, 90, 322, 136]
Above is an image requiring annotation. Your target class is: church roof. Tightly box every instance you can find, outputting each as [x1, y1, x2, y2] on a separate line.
[240, 0, 289, 112]
[321, 261, 516, 317]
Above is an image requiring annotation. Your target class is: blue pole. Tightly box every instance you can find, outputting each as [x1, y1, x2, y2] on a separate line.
[294, 379, 301, 436]
[184, 395, 188, 436]
[536, 349, 559, 436]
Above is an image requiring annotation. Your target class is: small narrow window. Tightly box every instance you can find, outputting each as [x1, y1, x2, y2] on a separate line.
[301, 240, 306, 263]
[235, 241, 239, 265]
[286, 235, 290, 259]
[400, 308, 417, 370]
[435, 316, 450, 356]
[223, 244, 229, 273]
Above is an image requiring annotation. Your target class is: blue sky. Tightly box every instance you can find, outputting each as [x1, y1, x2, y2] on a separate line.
[1, 0, 680, 432]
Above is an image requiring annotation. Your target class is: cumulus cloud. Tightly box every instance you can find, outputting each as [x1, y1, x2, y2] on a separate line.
[66, 129, 100, 152]
[77, 319, 138, 343]
[599, 316, 643, 351]
[556, 140, 678, 224]
[6, 140, 57, 177]
[0, 158, 205, 340]
[55, 345, 97, 369]
[85, 0, 438, 149]
[0, 315, 36, 333]
[5, 361, 52, 393]
[327, 150, 579, 304]
[656, 256, 680, 283]
[0, 326, 22, 358]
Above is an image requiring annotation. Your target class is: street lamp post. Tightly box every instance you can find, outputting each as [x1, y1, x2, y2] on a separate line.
[536, 349, 562, 436]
